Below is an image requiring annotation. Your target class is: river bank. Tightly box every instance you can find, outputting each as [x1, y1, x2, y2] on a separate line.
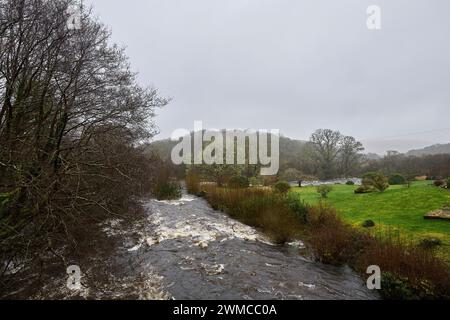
[1, 193, 377, 300]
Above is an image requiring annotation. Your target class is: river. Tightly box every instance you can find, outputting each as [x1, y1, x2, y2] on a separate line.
[122, 193, 378, 300]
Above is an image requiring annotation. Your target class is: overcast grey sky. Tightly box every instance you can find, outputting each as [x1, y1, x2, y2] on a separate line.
[86, 0, 450, 154]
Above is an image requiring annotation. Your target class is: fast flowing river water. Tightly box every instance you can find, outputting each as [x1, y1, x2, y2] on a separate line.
[121, 193, 378, 300]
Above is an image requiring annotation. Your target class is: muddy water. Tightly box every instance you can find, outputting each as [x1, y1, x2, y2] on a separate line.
[126, 194, 379, 300]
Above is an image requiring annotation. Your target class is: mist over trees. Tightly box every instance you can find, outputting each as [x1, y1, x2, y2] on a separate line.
[0, 0, 166, 283]
[363, 153, 450, 179]
[148, 128, 450, 184]
[146, 129, 366, 181]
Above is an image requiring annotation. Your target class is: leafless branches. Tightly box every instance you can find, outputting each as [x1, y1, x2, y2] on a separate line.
[0, 0, 166, 287]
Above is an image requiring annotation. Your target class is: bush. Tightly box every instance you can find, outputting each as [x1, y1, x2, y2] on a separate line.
[447, 179, 450, 189]
[362, 172, 389, 192]
[362, 220, 376, 228]
[285, 193, 310, 222]
[358, 238, 450, 299]
[346, 180, 355, 185]
[305, 204, 371, 265]
[380, 272, 416, 300]
[153, 181, 181, 201]
[228, 176, 249, 189]
[388, 174, 407, 185]
[249, 177, 263, 187]
[434, 180, 445, 187]
[380, 271, 445, 300]
[419, 238, 442, 250]
[354, 186, 375, 194]
[273, 181, 291, 194]
[201, 186, 301, 244]
[316, 185, 333, 198]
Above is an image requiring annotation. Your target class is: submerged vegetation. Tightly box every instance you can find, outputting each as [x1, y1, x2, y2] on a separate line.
[153, 181, 182, 201]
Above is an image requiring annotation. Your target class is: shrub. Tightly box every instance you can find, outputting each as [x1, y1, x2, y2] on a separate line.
[419, 238, 442, 250]
[380, 272, 416, 300]
[316, 185, 333, 198]
[153, 181, 181, 201]
[228, 176, 249, 189]
[388, 174, 406, 185]
[201, 186, 301, 244]
[305, 204, 372, 265]
[273, 181, 291, 194]
[434, 180, 445, 187]
[380, 271, 445, 300]
[357, 238, 450, 299]
[354, 186, 375, 194]
[372, 174, 390, 192]
[285, 193, 310, 222]
[447, 179, 450, 189]
[249, 177, 263, 187]
[346, 180, 355, 185]
[362, 220, 375, 228]
[362, 172, 389, 192]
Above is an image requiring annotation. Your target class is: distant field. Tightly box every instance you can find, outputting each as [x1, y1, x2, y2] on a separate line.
[292, 181, 450, 261]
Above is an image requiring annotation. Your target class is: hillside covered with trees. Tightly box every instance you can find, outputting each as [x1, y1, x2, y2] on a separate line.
[147, 130, 450, 183]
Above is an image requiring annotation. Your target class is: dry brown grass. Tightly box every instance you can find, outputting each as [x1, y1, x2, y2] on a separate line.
[186, 171, 201, 195]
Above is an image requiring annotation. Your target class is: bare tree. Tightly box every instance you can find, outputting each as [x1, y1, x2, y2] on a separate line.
[309, 129, 343, 179]
[339, 136, 365, 177]
[309, 129, 364, 179]
[0, 0, 167, 285]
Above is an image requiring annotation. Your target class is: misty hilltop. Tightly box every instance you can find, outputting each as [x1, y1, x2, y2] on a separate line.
[406, 143, 450, 157]
[148, 133, 450, 162]
[146, 133, 308, 166]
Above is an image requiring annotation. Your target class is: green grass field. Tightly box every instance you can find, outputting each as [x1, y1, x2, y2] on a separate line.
[292, 181, 450, 261]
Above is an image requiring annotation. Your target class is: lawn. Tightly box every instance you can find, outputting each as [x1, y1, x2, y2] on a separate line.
[292, 181, 450, 261]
